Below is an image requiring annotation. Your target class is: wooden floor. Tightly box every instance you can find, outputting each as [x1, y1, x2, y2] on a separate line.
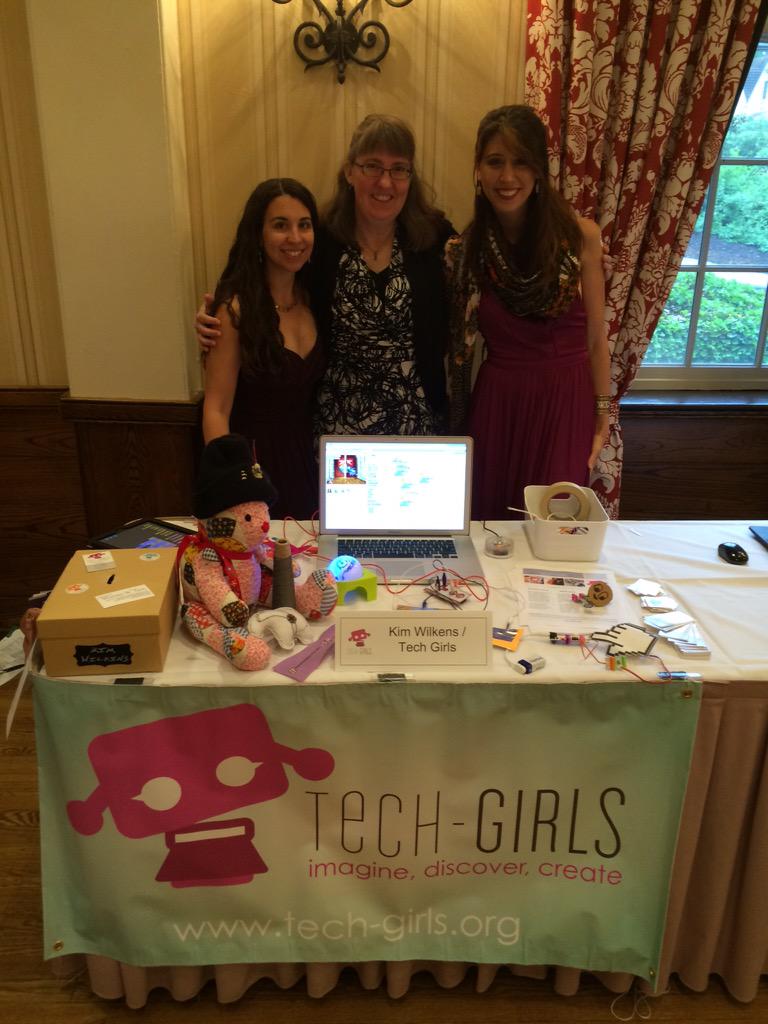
[2, 685, 766, 1024]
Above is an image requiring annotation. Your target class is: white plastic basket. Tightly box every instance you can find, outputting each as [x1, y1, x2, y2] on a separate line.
[523, 483, 608, 562]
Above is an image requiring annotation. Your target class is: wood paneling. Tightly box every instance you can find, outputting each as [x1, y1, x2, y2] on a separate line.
[61, 395, 203, 536]
[620, 399, 768, 519]
[1, 389, 202, 630]
[0, 388, 87, 629]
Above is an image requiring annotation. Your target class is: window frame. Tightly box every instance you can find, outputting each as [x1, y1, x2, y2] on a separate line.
[634, 44, 768, 391]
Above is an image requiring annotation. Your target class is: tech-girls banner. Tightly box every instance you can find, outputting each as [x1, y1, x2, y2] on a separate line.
[33, 676, 701, 985]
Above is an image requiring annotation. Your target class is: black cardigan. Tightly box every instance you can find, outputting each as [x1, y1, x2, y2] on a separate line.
[309, 219, 456, 422]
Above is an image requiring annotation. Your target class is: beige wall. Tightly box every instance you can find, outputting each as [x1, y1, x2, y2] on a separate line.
[0, 1, 66, 385]
[1, 0, 525, 398]
[183, 0, 527, 295]
[25, 0, 195, 401]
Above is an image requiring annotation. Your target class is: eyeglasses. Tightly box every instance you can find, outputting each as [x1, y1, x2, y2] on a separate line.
[353, 161, 412, 181]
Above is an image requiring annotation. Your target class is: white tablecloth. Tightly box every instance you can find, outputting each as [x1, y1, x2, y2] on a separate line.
[61, 518, 768, 687]
[41, 519, 768, 1005]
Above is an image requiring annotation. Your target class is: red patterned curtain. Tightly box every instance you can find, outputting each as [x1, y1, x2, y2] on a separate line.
[526, 0, 761, 516]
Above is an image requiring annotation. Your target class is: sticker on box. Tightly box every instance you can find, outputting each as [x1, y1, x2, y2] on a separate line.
[82, 551, 116, 572]
[65, 583, 90, 595]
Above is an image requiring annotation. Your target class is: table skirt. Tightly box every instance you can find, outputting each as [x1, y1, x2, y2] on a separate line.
[48, 682, 768, 1007]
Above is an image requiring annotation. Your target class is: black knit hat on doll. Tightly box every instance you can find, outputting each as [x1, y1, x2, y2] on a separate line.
[194, 434, 278, 519]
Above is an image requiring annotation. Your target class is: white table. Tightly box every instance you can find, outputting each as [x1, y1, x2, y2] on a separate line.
[36, 520, 768, 1005]
[120, 518, 768, 687]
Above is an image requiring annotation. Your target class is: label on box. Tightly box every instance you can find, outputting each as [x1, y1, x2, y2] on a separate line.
[82, 550, 116, 572]
[335, 609, 492, 670]
[75, 642, 134, 668]
[96, 584, 155, 609]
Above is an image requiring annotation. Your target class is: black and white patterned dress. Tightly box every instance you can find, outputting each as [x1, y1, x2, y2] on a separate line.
[314, 240, 441, 437]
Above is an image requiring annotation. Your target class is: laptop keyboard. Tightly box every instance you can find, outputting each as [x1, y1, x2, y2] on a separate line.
[338, 538, 459, 560]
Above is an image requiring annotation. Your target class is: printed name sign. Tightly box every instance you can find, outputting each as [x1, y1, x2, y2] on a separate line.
[95, 584, 155, 609]
[334, 610, 492, 670]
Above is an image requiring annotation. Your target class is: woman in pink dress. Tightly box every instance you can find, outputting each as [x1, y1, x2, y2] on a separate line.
[447, 106, 611, 521]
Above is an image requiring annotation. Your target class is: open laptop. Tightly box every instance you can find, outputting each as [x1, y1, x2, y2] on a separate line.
[318, 435, 482, 583]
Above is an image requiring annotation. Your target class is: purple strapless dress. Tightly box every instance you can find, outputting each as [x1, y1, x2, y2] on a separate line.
[468, 289, 593, 520]
[230, 341, 325, 520]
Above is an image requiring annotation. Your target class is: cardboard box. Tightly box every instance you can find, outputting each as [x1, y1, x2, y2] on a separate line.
[523, 484, 608, 562]
[37, 548, 178, 677]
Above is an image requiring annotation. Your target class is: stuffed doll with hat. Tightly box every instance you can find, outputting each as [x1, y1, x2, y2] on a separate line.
[179, 434, 336, 670]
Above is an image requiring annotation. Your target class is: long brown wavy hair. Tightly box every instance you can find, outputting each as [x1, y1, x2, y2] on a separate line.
[211, 178, 319, 376]
[324, 114, 445, 252]
[465, 105, 582, 283]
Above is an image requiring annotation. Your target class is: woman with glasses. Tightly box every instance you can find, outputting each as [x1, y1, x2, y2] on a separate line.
[310, 114, 454, 439]
[197, 115, 453, 472]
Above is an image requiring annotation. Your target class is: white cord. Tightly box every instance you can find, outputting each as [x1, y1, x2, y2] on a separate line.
[609, 984, 653, 1021]
[494, 588, 525, 622]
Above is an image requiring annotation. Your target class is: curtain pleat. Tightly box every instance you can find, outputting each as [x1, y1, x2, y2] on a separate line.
[525, 0, 761, 516]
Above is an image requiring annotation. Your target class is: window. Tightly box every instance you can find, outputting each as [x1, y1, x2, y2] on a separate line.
[637, 30, 768, 388]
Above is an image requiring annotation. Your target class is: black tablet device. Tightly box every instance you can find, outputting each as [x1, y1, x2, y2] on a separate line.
[749, 525, 768, 551]
[89, 517, 196, 550]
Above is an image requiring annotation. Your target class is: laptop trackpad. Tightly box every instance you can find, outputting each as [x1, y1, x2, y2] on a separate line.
[374, 559, 441, 584]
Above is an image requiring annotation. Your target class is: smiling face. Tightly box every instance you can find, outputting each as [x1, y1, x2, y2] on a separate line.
[475, 132, 537, 235]
[261, 195, 314, 274]
[344, 149, 411, 230]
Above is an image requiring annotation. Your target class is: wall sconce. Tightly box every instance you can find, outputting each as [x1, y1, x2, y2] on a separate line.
[272, 0, 414, 85]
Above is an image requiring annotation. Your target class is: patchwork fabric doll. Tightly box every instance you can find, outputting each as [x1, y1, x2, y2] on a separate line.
[179, 434, 336, 670]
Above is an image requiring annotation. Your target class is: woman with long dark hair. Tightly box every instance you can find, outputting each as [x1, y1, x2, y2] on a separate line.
[447, 105, 611, 520]
[202, 178, 324, 519]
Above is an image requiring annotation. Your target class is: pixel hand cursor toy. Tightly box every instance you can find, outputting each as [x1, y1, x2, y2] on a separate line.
[590, 623, 657, 657]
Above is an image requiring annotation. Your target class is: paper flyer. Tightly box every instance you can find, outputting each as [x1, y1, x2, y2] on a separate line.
[508, 567, 635, 631]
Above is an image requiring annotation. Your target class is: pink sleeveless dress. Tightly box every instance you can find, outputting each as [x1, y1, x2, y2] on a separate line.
[468, 288, 593, 520]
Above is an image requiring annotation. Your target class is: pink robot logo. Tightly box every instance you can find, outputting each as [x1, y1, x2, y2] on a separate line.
[66, 703, 334, 889]
[348, 628, 370, 648]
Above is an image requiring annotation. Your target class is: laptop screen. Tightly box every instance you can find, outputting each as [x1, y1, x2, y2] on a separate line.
[319, 436, 472, 535]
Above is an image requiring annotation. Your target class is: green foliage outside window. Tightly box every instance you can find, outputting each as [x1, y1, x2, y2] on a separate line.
[710, 116, 768, 253]
[646, 114, 768, 367]
[713, 165, 768, 253]
[647, 272, 764, 365]
[721, 113, 768, 158]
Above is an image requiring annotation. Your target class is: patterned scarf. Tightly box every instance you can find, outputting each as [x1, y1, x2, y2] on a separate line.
[479, 222, 580, 319]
